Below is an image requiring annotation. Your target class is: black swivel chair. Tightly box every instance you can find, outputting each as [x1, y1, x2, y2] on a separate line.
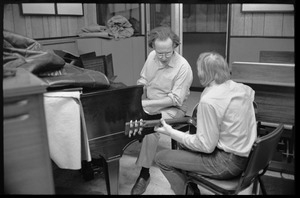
[183, 123, 284, 195]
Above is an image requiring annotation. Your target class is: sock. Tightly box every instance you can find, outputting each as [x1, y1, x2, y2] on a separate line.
[139, 167, 150, 180]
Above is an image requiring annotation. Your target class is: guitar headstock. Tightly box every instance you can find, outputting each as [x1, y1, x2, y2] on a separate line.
[124, 119, 145, 137]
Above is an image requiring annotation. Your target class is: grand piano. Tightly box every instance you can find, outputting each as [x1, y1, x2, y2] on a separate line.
[3, 30, 162, 195]
[80, 84, 161, 195]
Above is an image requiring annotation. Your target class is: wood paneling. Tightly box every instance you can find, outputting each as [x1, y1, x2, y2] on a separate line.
[4, 4, 14, 31]
[259, 51, 294, 64]
[282, 14, 294, 37]
[31, 16, 44, 39]
[251, 13, 264, 36]
[230, 4, 294, 37]
[231, 62, 294, 87]
[264, 13, 283, 37]
[183, 4, 227, 33]
[12, 4, 26, 35]
[4, 3, 96, 39]
[231, 4, 245, 35]
[195, 5, 207, 32]
[206, 5, 215, 32]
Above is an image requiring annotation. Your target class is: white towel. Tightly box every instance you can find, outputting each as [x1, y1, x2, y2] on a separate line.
[44, 91, 91, 170]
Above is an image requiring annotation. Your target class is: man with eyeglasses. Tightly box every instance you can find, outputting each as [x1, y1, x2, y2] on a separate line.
[130, 26, 193, 195]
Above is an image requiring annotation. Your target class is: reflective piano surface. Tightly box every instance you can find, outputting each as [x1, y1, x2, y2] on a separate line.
[80, 85, 160, 195]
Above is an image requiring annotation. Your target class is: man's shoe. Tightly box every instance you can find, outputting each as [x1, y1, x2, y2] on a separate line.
[131, 177, 150, 195]
[186, 183, 200, 195]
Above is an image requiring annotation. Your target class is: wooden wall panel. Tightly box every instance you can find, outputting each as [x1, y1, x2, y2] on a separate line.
[206, 5, 215, 32]
[12, 4, 26, 35]
[31, 16, 44, 39]
[230, 4, 294, 37]
[264, 13, 283, 37]
[231, 62, 294, 87]
[251, 13, 264, 36]
[4, 4, 14, 31]
[4, 3, 96, 39]
[189, 5, 197, 32]
[60, 17, 69, 37]
[195, 5, 206, 32]
[185, 5, 196, 32]
[48, 17, 57, 38]
[55, 16, 62, 37]
[25, 16, 33, 38]
[282, 13, 294, 37]
[220, 4, 227, 32]
[183, 4, 227, 33]
[231, 4, 245, 35]
[244, 12, 253, 36]
[68, 17, 79, 36]
[214, 4, 221, 32]
[42, 17, 50, 38]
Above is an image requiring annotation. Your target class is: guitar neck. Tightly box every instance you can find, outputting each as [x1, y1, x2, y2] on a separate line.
[142, 117, 193, 127]
[124, 116, 196, 136]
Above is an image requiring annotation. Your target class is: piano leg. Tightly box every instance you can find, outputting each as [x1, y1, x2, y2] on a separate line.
[103, 158, 120, 195]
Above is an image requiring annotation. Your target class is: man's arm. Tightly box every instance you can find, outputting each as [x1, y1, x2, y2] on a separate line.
[142, 97, 173, 114]
[142, 97, 173, 108]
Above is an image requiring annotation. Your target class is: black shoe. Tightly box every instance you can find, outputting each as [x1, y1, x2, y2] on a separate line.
[131, 176, 150, 195]
[186, 183, 200, 195]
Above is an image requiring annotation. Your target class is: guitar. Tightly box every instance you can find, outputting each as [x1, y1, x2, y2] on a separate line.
[124, 116, 196, 136]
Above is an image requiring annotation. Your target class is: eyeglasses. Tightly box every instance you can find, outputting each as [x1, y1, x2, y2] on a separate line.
[156, 51, 174, 58]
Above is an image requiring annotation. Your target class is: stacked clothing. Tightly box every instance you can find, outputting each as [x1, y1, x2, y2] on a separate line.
[78, 15, 134, 40]
[106, 15, 134, 39]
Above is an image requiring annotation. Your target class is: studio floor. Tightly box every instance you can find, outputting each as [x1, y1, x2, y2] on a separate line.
[53, 91, 295, 195]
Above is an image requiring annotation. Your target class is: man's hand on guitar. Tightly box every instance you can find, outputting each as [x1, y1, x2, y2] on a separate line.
[128, 119, 144, 138]
[154, 118, 173, 136]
